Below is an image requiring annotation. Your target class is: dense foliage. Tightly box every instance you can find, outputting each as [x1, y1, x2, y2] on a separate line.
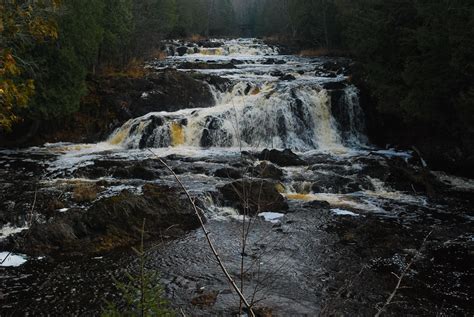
[254, 0, 473, 150]
[342, 0, 474, 131]
[0, 0, 60, 130]
[0, 0, 237, 131]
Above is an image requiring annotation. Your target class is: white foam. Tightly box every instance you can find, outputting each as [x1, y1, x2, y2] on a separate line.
[0, 223, 28, 240]
[331, 208, 359, 217]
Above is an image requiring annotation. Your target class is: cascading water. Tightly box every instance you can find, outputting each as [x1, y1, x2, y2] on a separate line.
[108, 39, 368, 152]
[2, 38, 472, 316]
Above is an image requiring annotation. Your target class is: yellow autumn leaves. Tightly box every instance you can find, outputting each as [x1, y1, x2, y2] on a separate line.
[0, 0, 59, 131]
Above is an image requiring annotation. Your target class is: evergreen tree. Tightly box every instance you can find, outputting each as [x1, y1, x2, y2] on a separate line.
[100, 0, 134, 68]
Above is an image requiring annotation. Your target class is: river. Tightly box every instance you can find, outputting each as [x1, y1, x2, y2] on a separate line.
[0, 38, 473, 316]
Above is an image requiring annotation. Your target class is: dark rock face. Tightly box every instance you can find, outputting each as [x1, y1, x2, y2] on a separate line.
[197, 40, 223, 48]
[74, 159, 162, 180]
[230, 58, 245, 65]
[262, 58, 286, 65]
[219, 180, 288, 215]
[253, 161, 284, 180]
[8, 184, 200, 255]
[191, 74, 234, 92]
[311, 172, 373, 194]
[322, 81, 347, 90]
[270, 70, 284, 77]
[257, 149, 306, 167]
[214, 167, 243, 179]
[177, 46, 188, 56]
[280, 74, 296, 81]
[304, 200, 331, 209]
[200, 116, 233, 147]
[131, 69, 215, 116]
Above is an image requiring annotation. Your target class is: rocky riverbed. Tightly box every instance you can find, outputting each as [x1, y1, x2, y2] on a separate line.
[0, 39, 473, 316]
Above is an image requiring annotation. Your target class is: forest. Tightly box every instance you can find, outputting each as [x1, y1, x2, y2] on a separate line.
[2, 0, 473, 174]
[0, 1, 473, 316]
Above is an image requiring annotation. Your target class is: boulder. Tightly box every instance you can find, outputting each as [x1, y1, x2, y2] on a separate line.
[304, 200, 331, 209]
[280, 74, 296, 81]
[219, 180, 288, 215]
[130, 69, 215, 116]
[262, 58, 286, 65]
[311, 172, 374, 194]
[191, 74, 233, 92]
[230, 58, 245, 65]
[177, 46, 188, 56]
[214, 167, 243, 179]
[257, 149, 306, 167]
[7, 184, 200, 255]
[253, 161, 284, 180]
[270, 70, 284, 77]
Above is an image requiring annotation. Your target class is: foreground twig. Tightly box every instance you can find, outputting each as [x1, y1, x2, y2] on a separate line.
[375, 230, 432, 317]
[149, 150, 255, 317]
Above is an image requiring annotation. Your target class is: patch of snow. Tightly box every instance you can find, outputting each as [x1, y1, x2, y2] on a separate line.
[58, 208, 69, 213]
[0, 252, 27, 267]
[258, 212, 285, 223]
[331, 208, 359, 217]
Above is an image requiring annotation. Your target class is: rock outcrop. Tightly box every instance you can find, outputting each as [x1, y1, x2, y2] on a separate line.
[6, 184, 200, 256]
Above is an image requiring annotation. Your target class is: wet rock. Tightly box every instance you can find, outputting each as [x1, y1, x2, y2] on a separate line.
[72, 183, 100, 203]
[253, 161, 284, 180]
[75, 160, 161, 180]
[280, 74, 296, 81]
[177, 46, 188, 56]
[130, 69, 215, 116]
[304, 200, 331, 209]
[197, 40, 223, 48]
[7, 184, 200, 256]
[214, 167, 243, 179]
[257, 149, 306, 167]
[230, 58, 245, 65]
[191, 74, 233, 92]
[200, 117, 233, 147]
[321, 61, 341, 72]
[219, 180, 289, 215]
[270, 70, 284, 77]
[112, 164, 159, 180]
[263, 58, 286, 65]
[315, 70, 337, 78]
[311, 172, 372, 194]
[386, 162, 446, 197]
[321, 81, 347, 90]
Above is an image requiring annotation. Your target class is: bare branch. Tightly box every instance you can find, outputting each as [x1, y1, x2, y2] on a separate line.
[375, 230, 433, 317]
[149, 149, 255, 317]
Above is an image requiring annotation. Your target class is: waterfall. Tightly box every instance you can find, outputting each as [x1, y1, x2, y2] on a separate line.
[107, 81, 367, 151]
[108, 38, 368, 152]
